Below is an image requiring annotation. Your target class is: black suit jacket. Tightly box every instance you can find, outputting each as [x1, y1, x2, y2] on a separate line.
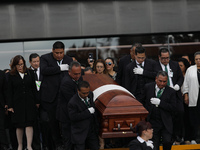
[0, 70, 7, 109]
[129, 138, 153, 150]
[124, 59, 157, 98]
[155, 60, 184, 111]
[116, 54, 132, 86]
[56, 73, 83, 122]
[68, 92, 99, 144]
[40, 52, 73, 103]
[143, 82, 176, 134]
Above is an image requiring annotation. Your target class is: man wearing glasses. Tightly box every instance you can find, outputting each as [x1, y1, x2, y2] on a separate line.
[124, 46, 157, 102]
[156, 48, 184, 145]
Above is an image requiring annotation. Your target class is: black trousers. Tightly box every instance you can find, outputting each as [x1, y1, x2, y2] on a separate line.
[151, 119, 172, 150]
[41, 100, 63, 148]
[32, 109, 41, 150]
[61, 122, 73, 150]
[74, 129, 99, 150]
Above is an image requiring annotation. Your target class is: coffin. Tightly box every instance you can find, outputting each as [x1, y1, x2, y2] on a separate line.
[83, 74, 148, 138]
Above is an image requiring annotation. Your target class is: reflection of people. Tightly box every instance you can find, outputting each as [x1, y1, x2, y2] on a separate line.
[7, 55, 39, 150]
[105, 57, 117, 80]
[40, 41, 73, 149]
[68, 81, 99, 150]
[182, 51, 200, 144]
[93, 59, 107, 74]
[142, 71, 176, 150]
[129, 121, 154, 150]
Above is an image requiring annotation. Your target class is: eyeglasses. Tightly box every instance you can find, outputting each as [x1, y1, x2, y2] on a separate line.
[96, 66, 104, 68]
[16, 63, 24, 67]
[106, 62, 112, 66]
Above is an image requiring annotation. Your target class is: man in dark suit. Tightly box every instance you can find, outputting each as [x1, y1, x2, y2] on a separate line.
[155, 48, 184, 144]
[142, 71, 176, 150]
[40, 41, 73, 150]
[116, 43, 142, 87]
[124, 46, 156, 102]
[0, 70, 9, 150]
[56, 61, 82, 150]
[29, 53, 41, 150]
[68, 81, 99, 150]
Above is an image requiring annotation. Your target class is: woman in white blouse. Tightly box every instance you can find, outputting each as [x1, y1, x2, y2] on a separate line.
[182, 51, 200, 144]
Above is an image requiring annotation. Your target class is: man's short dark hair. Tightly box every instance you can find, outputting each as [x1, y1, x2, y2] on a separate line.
[158, 48, 170, 56]
[53, 41, 65, 50]
[157, 70, 168, 78]
[69, 61, 81, 70]
[29, 53, 39, 62]
[135, 46, 146, 55]
[77, 81, 90, 91]
[131, 43, 142, 50]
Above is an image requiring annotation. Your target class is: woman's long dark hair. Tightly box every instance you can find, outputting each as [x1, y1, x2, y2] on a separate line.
[10, 55, 27, 75]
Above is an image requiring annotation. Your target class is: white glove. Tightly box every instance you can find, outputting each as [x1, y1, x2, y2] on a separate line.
[88, 107, 95, 114]
[133, 67, 144, 75]
[59, 64, 69, 71]
[150, 98, 160, 106]
[173, 84, 180, 91]
[146, 140, 154, 149]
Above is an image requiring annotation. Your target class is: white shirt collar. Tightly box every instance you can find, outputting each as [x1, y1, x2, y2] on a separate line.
[137, 136, 145, 143]
[135, 60, 144, 67]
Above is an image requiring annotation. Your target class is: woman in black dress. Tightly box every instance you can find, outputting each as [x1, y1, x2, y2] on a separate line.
[129, 121, 154, 150]
[7, 55, 39, 150]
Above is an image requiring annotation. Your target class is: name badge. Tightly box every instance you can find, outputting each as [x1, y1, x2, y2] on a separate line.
[35, 81, 41, 91]
[169, 69, 173, 77]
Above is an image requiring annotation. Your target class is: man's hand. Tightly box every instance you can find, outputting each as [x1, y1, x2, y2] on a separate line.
[88, 107, 95, 114]
[8, 108, 14, 113]
[59, 64, 69, 71]
[150, 98, 161, 106]
[184, 93, 189, 105]
[133, 67, 144, 75]
[173, 84, 180, 91]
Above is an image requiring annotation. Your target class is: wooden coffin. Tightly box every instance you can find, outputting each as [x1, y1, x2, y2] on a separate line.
[83, 74, 148, 138]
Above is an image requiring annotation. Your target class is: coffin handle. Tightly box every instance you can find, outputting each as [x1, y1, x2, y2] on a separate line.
[130, 123, 133, 130]
[118, 124, 120, 130]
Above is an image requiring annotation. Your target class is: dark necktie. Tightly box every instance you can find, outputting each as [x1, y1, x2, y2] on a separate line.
[165, 65, 170, 86]
[34, 69, 38, 81]
[157, 89, 163, 98]
[84, 99, 89, 107]
[139, 63, 143, 68]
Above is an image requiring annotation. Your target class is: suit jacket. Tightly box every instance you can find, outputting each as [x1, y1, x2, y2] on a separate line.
[143, 82, 176, 134]
[116, 54, 132, 87]
[155, 60, 184, 111]
[0, 70, 7, 109]
[129, 138, 153, 150]
[56, 73, 83, 122]
[124, 59, 157, 98]
[40, 52, 73, 103]
[7, 70, 39, 124]
[68, 92, 99, 144]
